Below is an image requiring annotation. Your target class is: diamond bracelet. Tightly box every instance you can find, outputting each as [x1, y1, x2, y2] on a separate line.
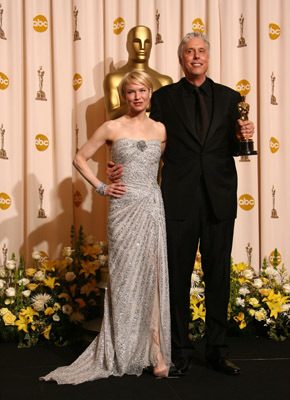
[94, 182, 107, 196]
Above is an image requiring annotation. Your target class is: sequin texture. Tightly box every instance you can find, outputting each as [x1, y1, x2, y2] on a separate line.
[40, 138, 171, 384]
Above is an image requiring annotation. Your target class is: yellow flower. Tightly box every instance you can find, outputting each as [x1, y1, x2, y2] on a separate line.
[249, 309, 255, 317]
[80, 245, 99, 259]
[190, 297, 206, 322]
[41, 260, 58, 273]
[45, 307, 54, 315]
[14, 315, 28, 332]
[25, 268, 37, 277]
[2, 311, 16, 326]
[233, 312, 246, 329]
[27, 283, 39, 291]
[53, 302, 61, 311]
[43, 277, 60, 289]
[259, 288, 271, 297]
[58, 292, 71, 301]
[79, 260, 101, 278]
[20, 307, 39, 323]
[232, 262, 248, 273]
[262, 278, 269, 285]
[249, 298, 260, 308]
[42, 324, 51, 340]
[80, 280, 99, 297]
[75, 298, 86, 309]
[263, 290, 290, 319]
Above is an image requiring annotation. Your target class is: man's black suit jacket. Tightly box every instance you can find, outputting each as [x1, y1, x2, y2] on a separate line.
[150, 77, 242, 221]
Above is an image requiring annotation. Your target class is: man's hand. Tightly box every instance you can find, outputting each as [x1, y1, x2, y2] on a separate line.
[106, 161, 124, 183]
[236, 119, 255, 140]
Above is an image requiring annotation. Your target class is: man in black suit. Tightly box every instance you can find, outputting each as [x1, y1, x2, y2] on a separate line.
[150, 32, 254, 376]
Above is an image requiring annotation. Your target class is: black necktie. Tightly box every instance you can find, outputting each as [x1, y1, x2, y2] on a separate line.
[194, 87, 209, 144]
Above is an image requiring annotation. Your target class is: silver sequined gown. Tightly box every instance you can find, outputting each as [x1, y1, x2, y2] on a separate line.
[40, 138, 171, 384]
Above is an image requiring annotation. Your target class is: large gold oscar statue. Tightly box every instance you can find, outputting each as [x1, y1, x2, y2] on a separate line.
[103, 25, 173, 120]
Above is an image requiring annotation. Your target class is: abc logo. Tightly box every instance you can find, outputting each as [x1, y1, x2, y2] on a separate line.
[269, 137, 279, 154]
[73, 191, 82, 207]
[269, 23, 281, 40]
[35, 134, 49, 151]
[236, 80, 251, 96]
[192, 18, 205, 34]
[0, 193, 12, 210]
[239, 194, 255, 211]
[113, 17, 125, 35]
[33, 15, 48, 32]
[73, 73, 83, 91]
[0, 72, 9, 90]
[269, 250, 282, 266]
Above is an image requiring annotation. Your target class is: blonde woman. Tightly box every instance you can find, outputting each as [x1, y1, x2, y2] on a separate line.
[40, 71, 171, 384]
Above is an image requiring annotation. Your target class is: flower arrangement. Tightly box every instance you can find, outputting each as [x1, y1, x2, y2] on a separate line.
[0, 226, 108, 347]
[189, 249, 290, 341]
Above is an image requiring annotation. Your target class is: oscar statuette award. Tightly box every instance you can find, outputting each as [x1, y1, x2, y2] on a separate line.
[37, 184, 47, 218]
[237, 96, 257, 162]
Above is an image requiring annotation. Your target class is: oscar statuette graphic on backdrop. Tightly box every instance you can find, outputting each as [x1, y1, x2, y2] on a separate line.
[35, 66, 47, 101]
[38, 185, 47, 218]
[0, 124, 8, 159]
[0, 3, 7, 40]
[155, 10, 163, 45]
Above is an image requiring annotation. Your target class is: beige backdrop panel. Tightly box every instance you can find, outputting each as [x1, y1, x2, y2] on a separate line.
[0, 0, 289, 275]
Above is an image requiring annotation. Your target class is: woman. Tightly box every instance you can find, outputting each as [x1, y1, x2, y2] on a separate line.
[40, 70, 171, 384]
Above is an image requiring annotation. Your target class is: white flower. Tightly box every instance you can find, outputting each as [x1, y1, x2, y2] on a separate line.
[238, 287, 250, 296]
[98, 255, 108, 263]
[281, 304, 290, 312]
[62, 247, 75, 257]
[6, 260, 17, 270]
[190, 287, 204, 298]
[22, 290, 31, 298]
[34, 271, 45, 281]
[249, 297, 259, 307]
[53, 314, 60, 322]
[0, 267, 6, 277]
[32, 250, 42, 260]
[236, 297, 245, 307]
[62, 304, 73, 315]
[31, 293, 52, 311]
[243, 269, 254, 279]
[248, 309, 255, 317]
[252, 278, 263, 289]
[255, 308, 267, 321]
[191, 272, 200, 285]
[4, 298, 14, 305]
[266, 318, 273, 325]
[65, 257, 73, 265]
[5, 287, 16, 297]
[18, 278, 30, 286]
[65, 272, 76, 282]
[265, 266, 279, 278]
[85, 236, 95, 246]
[69, 311, 85, 324]
[282, 284, 290, 294]
[0, 279, 5, 289]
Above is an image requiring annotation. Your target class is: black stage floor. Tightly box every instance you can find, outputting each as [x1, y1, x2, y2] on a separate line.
[1, 336, 289, 400]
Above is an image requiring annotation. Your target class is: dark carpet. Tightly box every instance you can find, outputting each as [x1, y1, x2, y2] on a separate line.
[1, 336, 289, 400]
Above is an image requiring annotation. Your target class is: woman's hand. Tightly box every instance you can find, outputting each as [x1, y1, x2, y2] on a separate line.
[106, 182, 126, 198]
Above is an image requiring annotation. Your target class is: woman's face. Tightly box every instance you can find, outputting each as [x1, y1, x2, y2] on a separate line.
[124, 81, 151, 113]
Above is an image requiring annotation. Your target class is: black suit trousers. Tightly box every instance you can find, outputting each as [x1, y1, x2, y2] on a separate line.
[165, 178, 235, 362]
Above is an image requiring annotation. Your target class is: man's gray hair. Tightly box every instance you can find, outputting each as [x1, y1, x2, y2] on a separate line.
[177, 32, 210, 59]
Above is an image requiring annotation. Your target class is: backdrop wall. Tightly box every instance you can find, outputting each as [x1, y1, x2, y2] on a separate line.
[0, 0, 289, 274]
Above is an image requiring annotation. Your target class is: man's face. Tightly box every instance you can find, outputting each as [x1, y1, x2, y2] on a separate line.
[179, 37, 209, 81]
[127, 27, 152, 62]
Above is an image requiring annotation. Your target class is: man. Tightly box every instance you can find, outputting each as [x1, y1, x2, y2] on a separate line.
[149, 32, 254, 376]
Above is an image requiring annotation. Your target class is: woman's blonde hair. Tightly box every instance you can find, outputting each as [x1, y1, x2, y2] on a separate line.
[118, 70, 153, 100]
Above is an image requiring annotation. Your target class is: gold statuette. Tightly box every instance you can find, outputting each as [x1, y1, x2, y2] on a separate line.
[0, 4, 7, 40]
[38, 184, 47, 218]
[155, 10, 164, 45]
[0, 123, 8, 159]
[237, 96, 257, 160]
[237, 13, 247, 48]
[73, 6, 81, 41]
[35, 66, 47, 101]
[271, 185, 279, 218]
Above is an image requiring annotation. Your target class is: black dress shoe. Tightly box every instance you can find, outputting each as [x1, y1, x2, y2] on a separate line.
[172, 357, 192, 374]
[209, 358, 240, 375]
